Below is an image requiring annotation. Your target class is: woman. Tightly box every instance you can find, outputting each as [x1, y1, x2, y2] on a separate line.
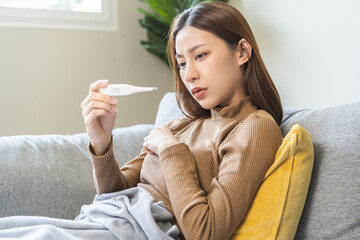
[81, 2, 282, 240]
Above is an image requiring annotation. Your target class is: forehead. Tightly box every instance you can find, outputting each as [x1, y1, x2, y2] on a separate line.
[175, 26, 220, 54]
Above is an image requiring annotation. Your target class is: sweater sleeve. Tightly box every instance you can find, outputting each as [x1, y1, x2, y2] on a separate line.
[89, 135, 148, 195]
[159, 115, 282, 240]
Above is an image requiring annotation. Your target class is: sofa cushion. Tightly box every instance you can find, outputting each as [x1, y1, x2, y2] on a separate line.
[232, 124, 314, 240]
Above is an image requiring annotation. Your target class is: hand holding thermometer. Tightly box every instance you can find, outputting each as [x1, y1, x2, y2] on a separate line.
[99, 83, 158, 96]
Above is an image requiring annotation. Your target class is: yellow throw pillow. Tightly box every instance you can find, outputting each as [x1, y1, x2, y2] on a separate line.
[231, 124, 314, 240]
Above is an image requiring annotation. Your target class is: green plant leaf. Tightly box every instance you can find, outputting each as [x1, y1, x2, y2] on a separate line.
[137, 8, 169, 24]
[138, 16, 170, 38]
[147, 30, 167, 46]
[140, 40, 168, 64]
[138, 0, 230, 67]
[141, 0, 177, 21]
[140, 41, 167, 54]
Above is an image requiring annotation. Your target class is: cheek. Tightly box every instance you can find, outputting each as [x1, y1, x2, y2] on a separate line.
[179, 70, 185, 82]
[179, 71, 187, 85]
[180, 76, 191, 91]
[218, 53, 238, 72]
[201, 54, 229, 78]
[217, 56, 241, 83]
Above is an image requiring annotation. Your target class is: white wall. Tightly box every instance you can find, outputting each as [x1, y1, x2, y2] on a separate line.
[1, 1, 359, 136]
[0, 1, 173, 136]
[230, 0, 360, 109]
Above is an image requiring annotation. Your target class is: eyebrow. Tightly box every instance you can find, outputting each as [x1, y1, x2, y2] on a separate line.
[175, 43, 208, 59]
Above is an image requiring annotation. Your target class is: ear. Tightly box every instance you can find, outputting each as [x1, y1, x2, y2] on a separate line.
[236, 38, 252, 66]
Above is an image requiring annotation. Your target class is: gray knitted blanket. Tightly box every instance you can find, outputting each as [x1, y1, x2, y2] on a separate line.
[0, 187, 179, 240]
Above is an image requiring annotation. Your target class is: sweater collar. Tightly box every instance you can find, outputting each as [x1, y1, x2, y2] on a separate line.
[210, 96, 257, 121]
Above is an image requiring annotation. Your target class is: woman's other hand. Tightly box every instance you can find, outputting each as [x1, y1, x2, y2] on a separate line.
[81, 79, 118, 156]
[143, 126, 179, 156]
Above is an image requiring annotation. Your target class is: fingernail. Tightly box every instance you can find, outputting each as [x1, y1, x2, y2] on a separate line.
[111, 97, 117, 103]
[100, 79, 108, 84]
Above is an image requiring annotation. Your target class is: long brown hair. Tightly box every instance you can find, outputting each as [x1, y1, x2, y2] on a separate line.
[167, 2, 283, 126]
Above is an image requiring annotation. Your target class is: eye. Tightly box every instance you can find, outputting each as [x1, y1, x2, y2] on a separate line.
[196, 53, 207, 60]
[177, 62, 186, 69]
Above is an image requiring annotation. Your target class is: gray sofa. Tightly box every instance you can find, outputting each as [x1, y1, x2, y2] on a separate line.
[0, 92, 359, 239]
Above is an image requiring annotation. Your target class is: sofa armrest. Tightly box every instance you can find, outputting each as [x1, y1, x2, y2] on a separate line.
[0, 124, 153, 220]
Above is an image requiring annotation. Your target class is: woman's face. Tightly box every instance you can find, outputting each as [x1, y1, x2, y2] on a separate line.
[175, 26, 246, 109]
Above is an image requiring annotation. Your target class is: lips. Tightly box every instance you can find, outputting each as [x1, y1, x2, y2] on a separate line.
[191, 87, 207, 99]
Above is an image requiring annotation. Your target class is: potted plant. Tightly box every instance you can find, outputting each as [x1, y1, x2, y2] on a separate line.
[138, 0, 228, 66]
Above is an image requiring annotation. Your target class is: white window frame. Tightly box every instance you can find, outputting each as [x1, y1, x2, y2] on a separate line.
[0, 0, 117, 31]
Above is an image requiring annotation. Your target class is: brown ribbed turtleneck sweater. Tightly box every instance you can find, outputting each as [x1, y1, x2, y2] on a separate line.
[89, 96, 282, 240]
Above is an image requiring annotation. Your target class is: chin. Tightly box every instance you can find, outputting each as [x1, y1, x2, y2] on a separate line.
[197, 99, 217, 110]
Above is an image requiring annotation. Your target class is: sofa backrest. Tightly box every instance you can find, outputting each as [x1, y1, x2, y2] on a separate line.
[281, 102, 360, 239]
[155, 92, 360, 239]
[0, 132, 95, 219]
[155, 92, 184, 127]
[0, 125, 153, 220]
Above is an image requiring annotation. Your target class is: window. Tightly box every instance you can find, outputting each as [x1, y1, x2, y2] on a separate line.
[0, 0, 117, 31]
[0, 0, 102, 13]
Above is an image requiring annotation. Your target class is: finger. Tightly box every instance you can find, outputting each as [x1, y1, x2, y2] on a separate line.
[81, 92, 117, 109]
[146, 148, 155, 155]
[162, 125, 170, 131]
[158, 126, 173, 136]
[84, 109, 114, 128]
[82, 100, 117, 117]
[164, 126, 174, 135]
[148, 129, 156, 136]
[89, 79, 109, 93]
[143, 144, 155, 155]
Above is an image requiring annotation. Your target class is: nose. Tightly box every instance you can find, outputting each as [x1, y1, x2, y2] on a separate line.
[184, 61, 199, 83]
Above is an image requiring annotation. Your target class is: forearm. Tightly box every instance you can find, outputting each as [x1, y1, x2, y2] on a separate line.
[159, 143, 223, 240]
[159, 142, 271, 240]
